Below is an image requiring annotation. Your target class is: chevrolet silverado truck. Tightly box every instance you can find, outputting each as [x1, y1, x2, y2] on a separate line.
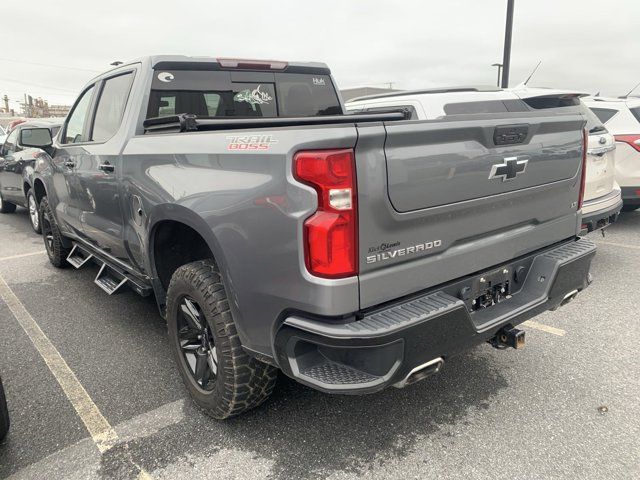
[29, 56, 596, 419]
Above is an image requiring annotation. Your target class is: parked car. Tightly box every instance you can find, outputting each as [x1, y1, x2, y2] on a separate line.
[0, 375, 8, 441]
[346, 87, 623, 232]
[584, 96, 640, 211]
[0, 119, 62, 232]
[33, 56, 594, 419]
[0, 125, 6, 145]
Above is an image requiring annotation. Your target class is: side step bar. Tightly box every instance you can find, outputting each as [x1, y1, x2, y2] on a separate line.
[66, 241, 153, 297]
[66, 244, 93, 269]
[94, 263, 128, 295]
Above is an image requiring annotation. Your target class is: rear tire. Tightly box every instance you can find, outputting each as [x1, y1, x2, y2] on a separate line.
[166, 259, 277, 419]
[0, 376, 9, 441]
[40, 197, 71, 268]
[0, 193, 17, 214]
[27, 190, 41, 234]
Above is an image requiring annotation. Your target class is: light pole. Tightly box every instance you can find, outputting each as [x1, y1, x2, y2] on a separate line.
[492, 63, 503, 87]
[501, 0, 515, 88]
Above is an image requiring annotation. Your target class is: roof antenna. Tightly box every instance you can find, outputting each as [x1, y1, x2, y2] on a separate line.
[523, 60, 542, 86]
[594, 91, 600, 97]
[621, 80, 640, 98]
[110, 61, 123, 66]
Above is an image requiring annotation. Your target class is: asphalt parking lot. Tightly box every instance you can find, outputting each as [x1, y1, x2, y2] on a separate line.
[0, 208, 639, 480]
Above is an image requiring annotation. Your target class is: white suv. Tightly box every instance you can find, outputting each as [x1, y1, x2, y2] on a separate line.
[346, 87, 622, 232]
[584, 97, 640, 211]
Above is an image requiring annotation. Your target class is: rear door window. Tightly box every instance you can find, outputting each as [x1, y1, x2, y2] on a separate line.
[92, 72, 135, 142]
[590, 107, 618, 124]
[580, 104, 607, 134]
[629, 107, 640, 124]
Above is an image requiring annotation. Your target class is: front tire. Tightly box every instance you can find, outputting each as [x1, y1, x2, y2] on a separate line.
[27, 190, 41, 234]
[166, 259, 277, 419]
[0, 192, 17, 214]
[40, 197, 71, 268]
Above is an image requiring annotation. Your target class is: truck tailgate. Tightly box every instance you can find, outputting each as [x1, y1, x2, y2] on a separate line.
[356, 113, 585, 308]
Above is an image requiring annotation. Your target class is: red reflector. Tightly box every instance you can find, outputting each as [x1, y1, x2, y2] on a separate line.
[217, 58, 288, 70]
[578, 128, 588, 210]
[294, 149, 357, 278]
[614, 134, 640, 152]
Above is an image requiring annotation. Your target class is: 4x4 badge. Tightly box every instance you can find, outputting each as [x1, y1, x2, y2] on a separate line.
[488, 156, 529, 182]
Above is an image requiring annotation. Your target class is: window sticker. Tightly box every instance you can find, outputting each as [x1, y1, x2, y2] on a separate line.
[312, 77, 326, 86]
[157, 72, 174, 83]
[234, 85, 273, 108]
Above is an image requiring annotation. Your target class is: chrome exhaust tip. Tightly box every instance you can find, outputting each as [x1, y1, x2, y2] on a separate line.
[393, 357, 444, 389]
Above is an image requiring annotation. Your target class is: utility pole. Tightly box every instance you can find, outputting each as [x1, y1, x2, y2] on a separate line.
[492, 63, 503, 87]
[501, 0, 515, 88]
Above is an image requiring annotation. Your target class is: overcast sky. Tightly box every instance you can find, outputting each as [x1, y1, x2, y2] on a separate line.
[1, 0, 639, 110]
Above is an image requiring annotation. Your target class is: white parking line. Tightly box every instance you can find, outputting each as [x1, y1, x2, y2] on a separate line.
[522, 320, 566, 336]
[0, 272, 118, 453]
[0, 250, 46, 262]
[0, 271, 156, 477]
[597, 240, 640, 251]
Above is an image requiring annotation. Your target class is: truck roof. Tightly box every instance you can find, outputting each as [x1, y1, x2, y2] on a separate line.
[91, 55, 331, 82]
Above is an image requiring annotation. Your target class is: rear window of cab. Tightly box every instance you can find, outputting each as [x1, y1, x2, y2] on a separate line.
[146, 70, 342, 119]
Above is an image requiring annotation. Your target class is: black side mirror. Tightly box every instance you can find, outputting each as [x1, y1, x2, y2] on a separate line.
[19, 128, 53, 148]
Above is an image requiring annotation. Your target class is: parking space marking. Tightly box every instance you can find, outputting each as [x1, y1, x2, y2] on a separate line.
[597, 240, 640, 251]
[0, 272, 118, 453]
[522, 320, 565, 336]
[0, 250, 46, 262]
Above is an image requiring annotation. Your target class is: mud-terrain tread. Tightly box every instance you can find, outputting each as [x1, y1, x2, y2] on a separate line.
[166, 259, 277, 419]
[40, 197, 71, 268]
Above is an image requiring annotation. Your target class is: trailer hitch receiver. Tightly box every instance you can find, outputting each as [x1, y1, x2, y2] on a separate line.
[490, 325, 525, 350]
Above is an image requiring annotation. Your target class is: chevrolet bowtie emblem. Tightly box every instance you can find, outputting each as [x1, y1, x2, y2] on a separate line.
[488, 156, 529, 181]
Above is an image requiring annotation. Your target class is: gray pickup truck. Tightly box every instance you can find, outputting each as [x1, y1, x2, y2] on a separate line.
[27, 56, 595, 419]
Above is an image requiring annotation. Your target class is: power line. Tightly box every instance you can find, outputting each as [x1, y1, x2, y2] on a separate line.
[0, 76, 79, 94]
[0, 57, 101, 73]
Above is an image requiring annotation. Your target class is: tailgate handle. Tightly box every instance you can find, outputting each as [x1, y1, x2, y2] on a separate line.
[494, 124, 529, 146]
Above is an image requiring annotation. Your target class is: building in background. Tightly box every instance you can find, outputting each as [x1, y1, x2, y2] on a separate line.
[18, 95, 70, 118]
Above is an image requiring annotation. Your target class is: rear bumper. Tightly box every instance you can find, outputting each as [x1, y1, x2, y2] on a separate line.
[274, 238, 596, 394]
[580, 192, 622, 234]
[621, 186, 640, 206]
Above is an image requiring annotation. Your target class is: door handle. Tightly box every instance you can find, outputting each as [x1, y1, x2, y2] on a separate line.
[98, 162, 115, 173]
[64, 160, 75, 168]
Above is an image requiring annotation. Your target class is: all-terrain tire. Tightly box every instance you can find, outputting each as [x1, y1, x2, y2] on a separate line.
[166, 259, 277, 419]
[40, 197, 71, 268]
[0, 192, 17, 214]
[0, 376, 9, 441]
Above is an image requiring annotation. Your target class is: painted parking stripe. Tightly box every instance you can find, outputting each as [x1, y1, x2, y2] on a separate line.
[0, 272, 118, 453]
[597, 240, 640, 251]
[522, 320, 565, 336]
[0, 250, 46, 262]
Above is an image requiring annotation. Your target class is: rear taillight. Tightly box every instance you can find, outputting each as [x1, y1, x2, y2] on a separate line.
[578, 128, 588, 210]
[614, 134, 640, 152]
[294, 149, 358, 278]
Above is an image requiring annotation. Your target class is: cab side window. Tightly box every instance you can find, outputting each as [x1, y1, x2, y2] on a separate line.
[92, 72, 134, 142]
[63, 85, 95, 144]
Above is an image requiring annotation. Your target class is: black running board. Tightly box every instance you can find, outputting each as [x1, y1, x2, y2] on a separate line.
[66, 241, 153, 297]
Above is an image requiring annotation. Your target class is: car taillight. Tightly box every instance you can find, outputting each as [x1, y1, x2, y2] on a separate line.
[614, 134, 640, 152]
[294, 149, 358, 278]
[578, 128, 588, 210]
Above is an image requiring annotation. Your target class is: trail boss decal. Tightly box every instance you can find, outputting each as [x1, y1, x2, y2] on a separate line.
[234, 85, 273, 108]
[366, 240, 442, 264]
[226, 134, 278, 151]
